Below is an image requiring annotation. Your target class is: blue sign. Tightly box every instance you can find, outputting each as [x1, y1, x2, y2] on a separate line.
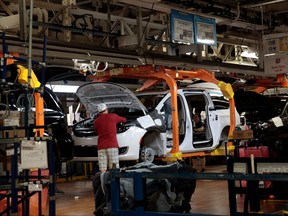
[170, 9, 194, 44]
[194, 15, 217, 46]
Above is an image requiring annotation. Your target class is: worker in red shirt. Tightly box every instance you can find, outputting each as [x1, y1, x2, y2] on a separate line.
[94, 103, 126, 172]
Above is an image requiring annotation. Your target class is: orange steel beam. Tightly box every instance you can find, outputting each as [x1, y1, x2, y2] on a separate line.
[88, 65, 236, 159]
[182, 152, 207, 158]
[136, 79, 160, 91]
[254, 86, 268, 93]
[253, 74, 288, 86]
[248, 74, 288, 93]
[34, 92, 44, 137]
[0, 51, 19, 65]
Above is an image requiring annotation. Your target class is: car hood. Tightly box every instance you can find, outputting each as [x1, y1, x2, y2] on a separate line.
[76, 82, 148, 116]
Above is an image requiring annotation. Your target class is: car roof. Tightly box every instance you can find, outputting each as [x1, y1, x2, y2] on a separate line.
[136, 85, 221, 95]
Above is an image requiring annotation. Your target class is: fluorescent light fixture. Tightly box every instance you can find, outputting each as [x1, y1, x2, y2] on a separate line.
[196, 38, 216, 45]
[265, 53, 276, 57]
[46, 84, 79, 93]
[241, 51, 258, 59]
[241, 46, 259, 59]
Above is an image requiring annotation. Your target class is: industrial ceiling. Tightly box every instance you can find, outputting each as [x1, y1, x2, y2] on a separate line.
[0, 0, 288, 77]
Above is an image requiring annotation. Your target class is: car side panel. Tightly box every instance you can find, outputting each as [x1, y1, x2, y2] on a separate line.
[117, 127, 147, 161]
[155, 89, 239, 154]
[72, 126, 147, 161]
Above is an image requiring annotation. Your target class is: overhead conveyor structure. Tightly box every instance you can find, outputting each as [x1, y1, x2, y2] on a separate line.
[88, 65, 237, 161]
[246, 74, 288, 93]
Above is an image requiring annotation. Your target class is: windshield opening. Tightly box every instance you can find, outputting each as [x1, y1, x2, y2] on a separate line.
[137, 94, 165, 111]
[109, 107, 145, 117]
[211, 95, 229, 110]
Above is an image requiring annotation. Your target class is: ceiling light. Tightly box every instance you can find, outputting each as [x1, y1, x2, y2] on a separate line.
[196, 38, 216, 45]
[241, 51, 258, 59]
[46, 84, 79, 93]
[265, 53, 276, 57]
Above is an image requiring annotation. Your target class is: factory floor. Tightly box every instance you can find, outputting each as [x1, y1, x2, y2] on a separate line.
[46, 164, 288, 216]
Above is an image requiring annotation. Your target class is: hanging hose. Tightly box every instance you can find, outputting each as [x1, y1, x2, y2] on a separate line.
[95, 62, 108, 72]
[16, 91, 39, 122]
[16, 93, 35, 111]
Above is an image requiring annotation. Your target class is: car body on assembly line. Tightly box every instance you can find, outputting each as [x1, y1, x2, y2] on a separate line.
[0, 86, 74, 162]
[234, 90, 288, 158]
[72, 82, 240, 162]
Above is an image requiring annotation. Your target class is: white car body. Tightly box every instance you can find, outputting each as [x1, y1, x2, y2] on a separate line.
[72, 82, 240, 162]
[72, 82, 166, 162]
[72, 123, 148, 161]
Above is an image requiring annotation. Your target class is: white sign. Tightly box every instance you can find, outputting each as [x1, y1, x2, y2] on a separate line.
[21, 140, 48, 169]
[28, 183, 43, 191]
[196, 22, 214, 44]
[264, 38, 279, 54]
[263, 33, 288, 54]
[233, 162, 247, 174]
[173, 18, 194, 44]
[279, 37, 288, 52]
[264, 55, 288, 75]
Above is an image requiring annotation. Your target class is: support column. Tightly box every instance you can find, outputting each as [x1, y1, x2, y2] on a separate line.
[18, 0, 27, 40]
[136, 7, 144, 55]
[62, 0, 75, 42]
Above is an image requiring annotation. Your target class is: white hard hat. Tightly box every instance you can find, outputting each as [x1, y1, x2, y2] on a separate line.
[98, 103, 107, 112]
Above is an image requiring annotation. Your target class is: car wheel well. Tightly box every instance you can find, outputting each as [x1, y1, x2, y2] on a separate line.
[220, 126, 230, 143]
[140, 130, 164, 159]
[139, 146, 155, 163]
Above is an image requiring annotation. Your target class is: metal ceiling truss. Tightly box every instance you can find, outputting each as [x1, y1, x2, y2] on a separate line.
[1, 0, 284, 77]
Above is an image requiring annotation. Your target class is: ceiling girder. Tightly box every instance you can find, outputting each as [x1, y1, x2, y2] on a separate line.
[1, 0, 287, 77]
[3, 37, 263, 77]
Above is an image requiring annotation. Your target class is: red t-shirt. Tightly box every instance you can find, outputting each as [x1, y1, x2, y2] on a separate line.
[94, 113, 126, 150]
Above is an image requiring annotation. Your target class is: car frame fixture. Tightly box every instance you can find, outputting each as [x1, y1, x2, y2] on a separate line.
[72, 65, 240, 162]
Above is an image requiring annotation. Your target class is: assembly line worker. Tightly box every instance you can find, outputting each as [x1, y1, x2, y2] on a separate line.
[193, 113, 205, 132]
[93, 103, 126, 172]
